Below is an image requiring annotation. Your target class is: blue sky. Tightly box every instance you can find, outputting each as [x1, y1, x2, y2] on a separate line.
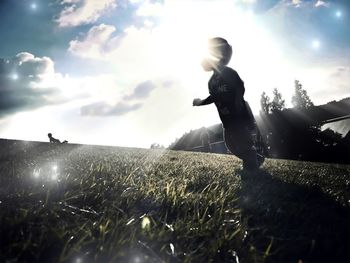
[0, 0, 349, 147]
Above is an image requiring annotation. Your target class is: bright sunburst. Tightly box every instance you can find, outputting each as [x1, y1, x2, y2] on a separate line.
[147, 0, 285, 116]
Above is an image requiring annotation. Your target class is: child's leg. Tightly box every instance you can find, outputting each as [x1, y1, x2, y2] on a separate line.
[223, 125, 258, 170]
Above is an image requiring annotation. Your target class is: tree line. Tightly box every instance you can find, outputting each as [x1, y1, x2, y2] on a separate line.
[260, 80, 314, 114]
[168, 80, 350, 164]
[258, 80, 349, 163]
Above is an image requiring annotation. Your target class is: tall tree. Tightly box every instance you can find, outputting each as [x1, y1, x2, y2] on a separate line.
[271, 88, 285, 112]
[260, 91, 271, 114]
[292, 80, 314, 109]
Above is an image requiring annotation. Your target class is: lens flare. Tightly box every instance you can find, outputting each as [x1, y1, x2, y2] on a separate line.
[33, 168, 40, 178]
[11, 73, 19, 80]
[312, 40, 320, 49]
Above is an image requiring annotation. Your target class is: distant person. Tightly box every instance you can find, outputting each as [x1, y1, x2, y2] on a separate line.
[48, 133, 68, 144]
[193, 37, 264, 171]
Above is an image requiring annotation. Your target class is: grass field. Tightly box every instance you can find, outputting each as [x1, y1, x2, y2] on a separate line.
[0, 139, 349, 263]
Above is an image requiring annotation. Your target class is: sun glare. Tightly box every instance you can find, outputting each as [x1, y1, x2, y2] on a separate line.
[148, 0, 285, 116]
[312, 39, 320, 49]
[152, 16, 208, 74]
[11, 73, 19, 80]
[154, 3, 221, 61]
[150, 1, 257, 85]
[31, 3, 37, 10]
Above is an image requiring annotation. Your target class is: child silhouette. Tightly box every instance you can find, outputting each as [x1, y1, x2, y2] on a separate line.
[48, 133, 68, 144]
[193, 37, 264, 171]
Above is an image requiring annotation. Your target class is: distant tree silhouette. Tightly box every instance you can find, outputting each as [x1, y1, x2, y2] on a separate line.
[318, 128, 343, 147]
[171, 96, 350, 164]
[260, 92, 271, 114]
[271, 88, 285, 112]
[292, 80, 314, 109]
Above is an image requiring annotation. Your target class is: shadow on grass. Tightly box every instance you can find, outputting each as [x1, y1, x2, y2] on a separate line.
[238, 170, 349, 263]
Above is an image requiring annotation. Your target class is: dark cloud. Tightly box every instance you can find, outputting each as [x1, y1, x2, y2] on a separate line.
[330, 66, 350, 78]
[123, 80, 157, 100]
[80, 80, 158, 116]
[162, 80, 175, 88]
[0, 86, 59, 113]
[0, 53, 61, 118]
[312, 67, 350, 102]
[80, 101, 142, 116]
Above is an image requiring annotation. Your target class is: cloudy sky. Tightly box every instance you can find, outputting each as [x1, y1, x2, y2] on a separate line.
[0, 0, 349, 148]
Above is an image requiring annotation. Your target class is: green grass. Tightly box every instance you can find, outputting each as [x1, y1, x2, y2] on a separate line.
[0, 139, 349, 262]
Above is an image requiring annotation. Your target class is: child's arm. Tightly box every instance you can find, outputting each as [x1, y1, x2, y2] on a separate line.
[193, 96, 214, 106]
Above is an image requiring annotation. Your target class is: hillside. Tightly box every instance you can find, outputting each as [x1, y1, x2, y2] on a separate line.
[0, 139, 349, 262]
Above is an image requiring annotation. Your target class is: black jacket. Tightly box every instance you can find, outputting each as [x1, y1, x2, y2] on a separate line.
[201, 66, 254, 128]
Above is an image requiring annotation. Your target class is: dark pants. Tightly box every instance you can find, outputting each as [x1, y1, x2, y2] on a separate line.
[223, 124, 258, 169]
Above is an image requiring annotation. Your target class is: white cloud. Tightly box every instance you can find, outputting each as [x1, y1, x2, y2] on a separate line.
[136, 0, 164, 17]
[143, 19, 154, 27]
[315, 0, 329, 8]
[129, 0, 143, 4]
[288, 0, 330, 8]
[61, 0, 80, 3]
[14, 52, 55, 80]
[240, 0, 257, 3]
[68, 24, 163, 82]
[56, 0, 117, 27]
[290, 65, 350, 106]
[291, 0, 302, 7]
[68, 24, 123, 59]
[80, 101, 142, 116]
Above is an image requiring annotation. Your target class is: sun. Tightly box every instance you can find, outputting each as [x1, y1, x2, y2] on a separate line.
[149, 1, 265, 77]
[150, 1, 242, 76]
[152, 16, 210, 77]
